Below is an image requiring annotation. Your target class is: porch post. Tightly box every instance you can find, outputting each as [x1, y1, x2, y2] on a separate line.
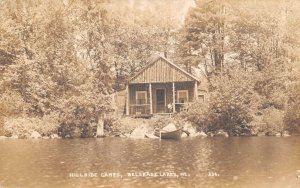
[194, 81, 198, 101]
[172, 82, 175, 113]
[126, 84, 129, 115]
[149, 83, 153, 114]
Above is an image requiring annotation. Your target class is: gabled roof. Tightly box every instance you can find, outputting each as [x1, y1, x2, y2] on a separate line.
[128, 55, 200, 84]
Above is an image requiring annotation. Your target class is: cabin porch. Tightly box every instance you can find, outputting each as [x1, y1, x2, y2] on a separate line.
[126, 81, 198, 116]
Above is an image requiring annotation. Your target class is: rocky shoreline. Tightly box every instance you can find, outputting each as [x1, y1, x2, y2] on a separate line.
[0, 122, 292, 140]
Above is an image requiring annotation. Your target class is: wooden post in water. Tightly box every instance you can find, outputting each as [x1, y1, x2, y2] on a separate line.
[96, 119, 104, 138]
[149, 83, 153, 114]
[126, 84, 129, 115]
[172, 82, 175, 113]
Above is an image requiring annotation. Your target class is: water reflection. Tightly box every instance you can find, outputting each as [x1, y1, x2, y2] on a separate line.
[0, 137, 300, 188]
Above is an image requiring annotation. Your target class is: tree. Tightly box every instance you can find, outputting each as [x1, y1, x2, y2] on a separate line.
[179, 0, 227, 73]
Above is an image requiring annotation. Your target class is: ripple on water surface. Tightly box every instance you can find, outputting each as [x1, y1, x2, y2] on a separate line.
[0, 137, 300, 188]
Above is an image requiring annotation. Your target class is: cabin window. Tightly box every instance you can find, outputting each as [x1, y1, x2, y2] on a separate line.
[198, 94, 205, 102]
[136, 91, 147, 104]
[177, 90, 189, 103]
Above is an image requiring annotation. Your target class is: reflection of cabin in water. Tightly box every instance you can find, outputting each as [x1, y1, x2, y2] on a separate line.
[124, 55, 204, 117]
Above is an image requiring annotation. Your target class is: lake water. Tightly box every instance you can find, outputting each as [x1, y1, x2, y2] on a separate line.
[1, 137, 300, 188]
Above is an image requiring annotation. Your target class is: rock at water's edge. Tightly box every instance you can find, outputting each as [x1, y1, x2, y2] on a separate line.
[257, 132, 266, 136]
[30, 131, 42, 139]
[207, 132, 214, 137]
[183, 122, 197, 135]
[181, 132, 188, 138]
[162, 123, 177, 132]
[50, 134, 60, 139]
[10, 135, 18, 139]
[198, 131, 207, 137]
[282, 131, 291, 137]
[130, 124, 148, 139]
[214, 130, 229, 137]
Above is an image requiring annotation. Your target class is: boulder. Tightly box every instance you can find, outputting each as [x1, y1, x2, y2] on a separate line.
[275, 132, 281, 137]
[50, 134, 60, 139]
[10, 135, 18, 139]
[266, 131, 280, 136]
[65, 134, 71, 138]
[198, 131, 208, 137]
[181, 132, 188, 138]
[130, 124, 148, 139]
[30, 131, 42, 139]
[162, 123, 177, 132]
[250, 127, 259, 136]
[124, 133, 131, 138]
[183, 122, 197, 135]
[207, 132, 214, 137]
[282, 131, 291, 137]
[189, 131, 208, 137]
[257, 132, 266, 136]
[214, 130, 229, 137]
[42, 136, 50, 139]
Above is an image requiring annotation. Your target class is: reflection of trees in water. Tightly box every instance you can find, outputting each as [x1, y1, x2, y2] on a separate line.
[206, 137, 266, 178]
[206, 137, 300, 187]
[2, 138, 300, 187]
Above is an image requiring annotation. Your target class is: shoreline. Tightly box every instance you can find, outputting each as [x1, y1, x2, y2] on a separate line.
[0, 116, 296, 140]
[0, 130, 296, 140]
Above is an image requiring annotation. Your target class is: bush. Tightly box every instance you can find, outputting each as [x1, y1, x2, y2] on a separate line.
[56, 92, 113, 138]
[187, 66, 257, 135]
[262, 107, 285, 134]
[58, 122, 97, 138]
[186, 100, 210, 131]
[0, 116, 6, 135]
[0, 90, 29, 136]
[3, 114, 59, 137]
[284, 83, 300, 133]
[0, 90, 28, 117]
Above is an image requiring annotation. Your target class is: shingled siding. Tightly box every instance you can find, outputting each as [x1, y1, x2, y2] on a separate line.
[130, 58, 194, 83]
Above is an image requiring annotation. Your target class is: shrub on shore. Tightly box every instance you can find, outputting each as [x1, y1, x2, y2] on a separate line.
[284, 83, 300, 134]
[187, 66, 256, 136]
[262, 107, 285, 135]
[3, 114, 59, 137]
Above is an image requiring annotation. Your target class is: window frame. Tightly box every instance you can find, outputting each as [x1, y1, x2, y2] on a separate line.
[136, 91, 147, 105]
[177, 90, 189, 103]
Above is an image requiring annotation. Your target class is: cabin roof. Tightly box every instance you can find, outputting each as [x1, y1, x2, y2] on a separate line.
[128, 55, 200, 84]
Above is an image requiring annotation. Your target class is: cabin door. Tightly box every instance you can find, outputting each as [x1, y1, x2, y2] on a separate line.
[156, 89, 166, 113]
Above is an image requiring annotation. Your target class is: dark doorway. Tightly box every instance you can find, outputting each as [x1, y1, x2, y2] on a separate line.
[156, 89, 166, 113]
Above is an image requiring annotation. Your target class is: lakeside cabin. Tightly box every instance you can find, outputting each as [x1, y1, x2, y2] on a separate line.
[124, 56, 202, 117]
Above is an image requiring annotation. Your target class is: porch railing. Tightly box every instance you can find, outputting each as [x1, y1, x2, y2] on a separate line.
[129, 103, 192, 115]
[129, 104, 151, 115]
[175, 103, 192, 112]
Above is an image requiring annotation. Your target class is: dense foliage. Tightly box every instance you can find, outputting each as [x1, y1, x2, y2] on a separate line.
[0, 0, 189, 137]
[0, 0, 299, 137]
[183, 0, 300, 135]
